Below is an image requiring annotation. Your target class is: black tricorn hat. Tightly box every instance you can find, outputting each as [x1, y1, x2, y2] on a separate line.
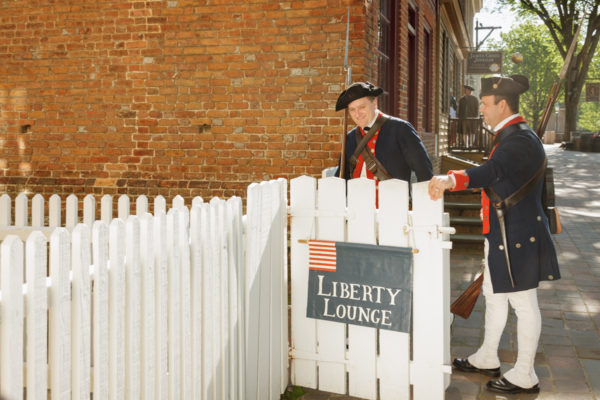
[335, 81, 383, 111]
[463, 84, 475, 91]
[480, 74, 529, 98]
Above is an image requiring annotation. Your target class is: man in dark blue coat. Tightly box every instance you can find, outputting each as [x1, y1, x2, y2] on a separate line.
[429, 75, 560, 395]
[334, 82, 433, 182]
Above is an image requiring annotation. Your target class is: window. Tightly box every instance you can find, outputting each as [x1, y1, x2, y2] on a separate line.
[423, 27, 433, 132]
[378, 0, 397, 115]
[407, 5, 418, 125]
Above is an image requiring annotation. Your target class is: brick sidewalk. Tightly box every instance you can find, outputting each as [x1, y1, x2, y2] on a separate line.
[297, 145, 600, 399]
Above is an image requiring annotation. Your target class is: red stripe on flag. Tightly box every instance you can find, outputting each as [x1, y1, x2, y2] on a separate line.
[308, 240, 336, 271]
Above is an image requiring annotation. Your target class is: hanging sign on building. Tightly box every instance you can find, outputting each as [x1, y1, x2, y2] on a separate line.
[586, 82, 600, 102]
[467, 51, 503, 74]
[305, 240, 413, 333]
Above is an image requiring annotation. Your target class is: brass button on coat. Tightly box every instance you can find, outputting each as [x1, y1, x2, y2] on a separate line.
[515, 243, 521, 248]
[548, 275, 554, 280]
[530, 237, 536, 242]
[499, 245, 504, 250]
[537, 216, 542, 221]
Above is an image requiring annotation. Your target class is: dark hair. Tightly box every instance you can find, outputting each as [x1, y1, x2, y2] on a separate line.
[493, 94, 519, 113]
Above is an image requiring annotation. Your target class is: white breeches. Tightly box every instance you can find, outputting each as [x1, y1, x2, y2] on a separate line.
[468, 239, 541, 388]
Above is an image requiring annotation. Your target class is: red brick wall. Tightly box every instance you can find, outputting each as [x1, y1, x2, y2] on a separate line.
[0, 0, 438, 208]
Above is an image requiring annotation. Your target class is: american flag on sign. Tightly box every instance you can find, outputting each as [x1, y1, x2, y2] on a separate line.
[308, 240, 337, 272]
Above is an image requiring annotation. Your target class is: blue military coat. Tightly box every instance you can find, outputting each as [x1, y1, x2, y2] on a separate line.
[465, 122, 560, 293]
[336, 116, 433, 182]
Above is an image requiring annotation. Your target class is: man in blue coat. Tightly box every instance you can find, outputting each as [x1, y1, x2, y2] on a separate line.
[429, 75, 560, 395]
[334, 82, 433, 183]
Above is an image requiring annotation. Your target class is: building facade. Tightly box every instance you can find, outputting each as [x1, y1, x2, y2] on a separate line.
[0, 0, 479, 205]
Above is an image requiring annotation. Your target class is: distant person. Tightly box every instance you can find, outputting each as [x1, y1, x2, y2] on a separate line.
[334, 81, 433, 183]
[428, 74, 561, 395]
[458, 84, 480, 147]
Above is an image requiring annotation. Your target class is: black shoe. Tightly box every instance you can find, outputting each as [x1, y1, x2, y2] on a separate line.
[452, 358, 501, 377]
[486, 377, 540, 394]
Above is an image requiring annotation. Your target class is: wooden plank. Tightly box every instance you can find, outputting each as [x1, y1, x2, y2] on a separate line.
[315, 177, 347, 394]
[136, 195, 148, 216]
[0, 193, 11, 226]
[31, 194, 44, 227]
[227, 196, 245, 400]
[71, 224, 91, 400]
[92, 221, 110, 400]
[269, 180, 285, 400]
[277, 178, 290, 394]
[200, 203, 214, 400]
[346, 178, 377, 400]
[289, 176, 318, 388]
[15, 193, 27, 226]
[26, 231, 48, 399]
[178, 208, 193, 399]
[109, 219, 126, 399]
[245, 183, 261, 399]
[189, 205, 204, 399]
[66, 194, 78, 229]
[410, 181, 450, 399]
[209, 199, 224, 400]
[49, 194, 61, 228]
[118, 195, 130, 220]
[125, 216, 142, 399]
[140, 213, 156, 400]
[377, 179, 410, 400]
[153, 212, 169, 400]
[1, 236, 24, 399]
[83, 194, 95, 228]
[167, 209, 182, 399]
[49, 228, 71, 400]
[101, 194, 113, 225]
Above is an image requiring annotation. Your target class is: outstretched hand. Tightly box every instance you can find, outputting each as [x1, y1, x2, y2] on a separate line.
[428, 175, 454, 201]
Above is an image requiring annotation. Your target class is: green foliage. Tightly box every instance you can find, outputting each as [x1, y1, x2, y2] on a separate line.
[281, 385, 305, 400]
[487, 22, 562, 129]
[578, 101, 600, 132]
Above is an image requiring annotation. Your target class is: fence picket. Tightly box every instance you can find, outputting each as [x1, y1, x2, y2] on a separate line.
[49, 228, 71, 400]
[49, 194, 61, 227]
[101, 195, 113, 225]
[199, 203, 214, 400]
[66, 194, 78, 229]
[118, 195, 130, 220]
[289, 176, 318, 388]
[153, 212, 169, 400]
[15, 193, 27, 226]
[84, 194, 95, 228]
[71, 224, 92, 400]
[189, 205, 204, 399]
[0, 236, 24, 400]
[315, 177, 346, 393]
[346, 178, 377, 400]
[136, 195, 148, 216]
[166, 209, 182, 399]
[377, 179, 410, 400]
[139, 213, 156, 400]
[179, 208, 193, 399]
[92, 221, 110, 399]
[32, 193, 44, 227]
[26, 231, 48, 399]
[125, 216, 141, 398]
[109, 219, 126, 400]
[0, 194, 10, 225]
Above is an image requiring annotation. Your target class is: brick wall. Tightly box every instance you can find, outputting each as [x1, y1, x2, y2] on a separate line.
[0, 0, 439, 209]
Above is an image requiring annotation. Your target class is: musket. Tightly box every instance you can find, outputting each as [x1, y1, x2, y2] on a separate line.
[339, 7, 352, 179]
[536, 14, 583, 138]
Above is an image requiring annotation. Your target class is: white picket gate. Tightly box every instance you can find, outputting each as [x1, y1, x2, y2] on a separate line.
[289, 176, 453, 400]
[0, 179, 289, 400]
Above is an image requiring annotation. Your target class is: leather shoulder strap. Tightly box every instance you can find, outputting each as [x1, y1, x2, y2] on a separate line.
[348, 114, 390, 176]
[485, 157, 547, 211]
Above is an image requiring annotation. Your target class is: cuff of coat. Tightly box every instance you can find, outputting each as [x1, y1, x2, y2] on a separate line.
[448, 170, 469, 191]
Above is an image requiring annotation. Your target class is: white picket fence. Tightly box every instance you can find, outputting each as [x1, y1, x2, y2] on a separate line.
[289, 176, 453, 400]
[0, 179, 289, 400]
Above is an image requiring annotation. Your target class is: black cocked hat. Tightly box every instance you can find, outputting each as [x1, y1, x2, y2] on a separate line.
[480, 74, 529, 98]
[335, 81, 383, 111]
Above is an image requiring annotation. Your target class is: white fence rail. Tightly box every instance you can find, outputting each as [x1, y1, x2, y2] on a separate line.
[0, 179, 288, 400]
[289, 176, 452, 400]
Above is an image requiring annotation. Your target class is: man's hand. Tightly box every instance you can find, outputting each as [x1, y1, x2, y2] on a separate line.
[428, 175, 455, 201]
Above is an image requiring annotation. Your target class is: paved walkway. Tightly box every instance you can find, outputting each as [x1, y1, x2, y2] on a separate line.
[297, 144, 600, 399]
